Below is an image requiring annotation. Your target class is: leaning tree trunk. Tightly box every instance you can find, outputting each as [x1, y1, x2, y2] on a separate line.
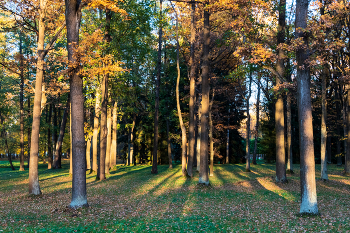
[53, 96, 70, 169]
[245, 72, 252, 172]
[187, 2, 196, 177]
[173, 6, 187, 176]
[92, 89, 100, 172]
[29, 0, 47, 195]
[275, 0, 287, 183]
[253, 79, 260, 165]
[66, 0, 88, 208]
[151, 0, 163, 175]
[19, 35, 25, 171]
[98, 74, 108, 180]
[199, 4, 210, 185]
[320, 71, 328, 180]
[110, 101, 117, 167]
[295, 0, 318, 214]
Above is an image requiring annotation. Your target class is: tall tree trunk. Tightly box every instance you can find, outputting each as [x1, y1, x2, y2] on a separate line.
[346, 85, 350, 174]
[66, 0, 88, 208]
[86, 135, 92, 170]
[105, 107, 111, 173]
[19, 34, 25, 171]
[199, 4, 210, 185]
[187, 2, 196, 177]
[245, 72, 252, 172]
[93, 90, 100, 172]
[167, 117, 172, 168]
[226, 109, 230, 164]
[152, 0, 163, 175]
[253, 79, 260, 165]
[52, 99, 58, 163]
[173, 6, 187, 176]
[196, 94, 202, 172]
[5, 132, 15, 171]
[47, 103, 53, 169]
[69, 105, 72, 175]
[53, 96, 70, 169]
[98, 74, 108, 180]
[128, 115, 136, 166]
[286, 93, 293, 173]
[110, 101, 117, 167]
[336, 86, 342, 166]
[275, 0, 287, 183]
[209, 91, 214, 176]
[29, 0, 47, 195]
[320, 71, 328, 180]
[27, 98, 31, 169]
[295, 0, 318, 214]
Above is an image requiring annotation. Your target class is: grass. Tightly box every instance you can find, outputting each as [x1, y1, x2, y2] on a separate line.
[1, 159, 350, 232]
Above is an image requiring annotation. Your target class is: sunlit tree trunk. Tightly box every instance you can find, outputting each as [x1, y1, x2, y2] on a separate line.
[152, 0, 163, 175]
[275, 0, 287, 183]
[66, 0, 88, 208]
[19, 35, 25, 171]
[98, 74, 108, 180]
[253, 79, 260, 165]
[209, 91, 214, 176]
[187, 2, 196, 177]
[199, 4, 210, 185]
[295, 0, 318, 214]
[29, 0, 47, 195]
[320, 71, 328, 180]
[105, 107, 111, 173]
[110, 101, 117, 167]
[93, 90, 100, 172]
[53, 96, 69, 169]
[245, 72, 252, 172]
[47, 103, 53, 169]
[196, 94, 201, 172]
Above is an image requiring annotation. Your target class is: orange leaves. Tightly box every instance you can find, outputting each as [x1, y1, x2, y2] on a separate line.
[87, 0, 127, 15]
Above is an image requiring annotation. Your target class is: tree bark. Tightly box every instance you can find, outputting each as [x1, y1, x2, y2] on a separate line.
[187, 2, 196, 177]
[253, 79, 260, 165]
[226, 109, 230, 164]
[110, 101, 117, 167]
[66, 0, 88, 208]
[196, 94, 202, 172]
[98, 74, 108, 180]
[199, 4, 210, 185]
[19, 34, 25, 171]
[47, 103, 53, 169]
[286, 93, 293, 173]
[27, 98, 31, 169]
[320, 71, 328, 180]
[209, 91, 214, 176]
[29, 0, 47, 195]
[275, 0, 287, 183]
[128, 115, 136, 166]
[53, 96, 70, 169]
[5, 132, 15, 171]
[105, 107, 111, 173]
[92, 90, 100, 172]
[167, 117, 172, 168]
[245, 72, 252, 172]
[152, 0, 163, 175]
[345, 85, 350, 174]
[295, 0, 318, 214]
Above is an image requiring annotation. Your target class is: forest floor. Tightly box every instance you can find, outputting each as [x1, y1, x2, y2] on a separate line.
[1, 159, 350, 232]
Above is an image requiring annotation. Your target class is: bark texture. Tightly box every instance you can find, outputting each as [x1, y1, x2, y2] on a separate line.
[245, 73, 252, 172]
[98, 74, 108, 180]
[106, 107, 111, 173]
[92, 90, 100, 172]
[295, 0, 318, 214]
[253, 79, 260, 165]
[19, 35, 25, 171]
[110, 101, 117, 167]
[320, 72, 328, 180]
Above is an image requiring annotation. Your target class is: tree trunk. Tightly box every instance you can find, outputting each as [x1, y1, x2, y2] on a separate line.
[47, 103, 53, 169]
[66, 0, 88, 208]
[52, 99, 58, 164]
[19, 35, 25, 171]
[167, 117, 172, 168]
[336, 86, 342, 166]
[173, 7, 187, 176]
[320, 71, 328, 180]
[92, 90, 100, 172]
[226, 109, 230, 164]
[69, 105, 72, 175]
[199, 4, 210, 185]
[128, 115, 136, 166]
[253, 79, 260, 165]
[187, 2, 196, 177]
[152, 0, 163, 175]
[5, 132, 15, 171]
[196, 94, 202, 172]
[98, 74, 108, 180]
[86, 135, 92, 170]
[27, 97, 31, 169]
[295, 0, 318, 214]
[105, 107, 111, 173]
[29, 0, 47, 195]
[275, 0, 287, 183]
[346, 85, 350, 174]
[245, 72, 252, 172]
[53, 96, 70, 169]
[110, 101, 117, 167]
[286, 93, 293, 173]
[209, 91, 214, 176]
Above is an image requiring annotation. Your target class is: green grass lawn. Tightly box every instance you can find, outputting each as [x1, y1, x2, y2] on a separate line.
[1, 159, 350, 232]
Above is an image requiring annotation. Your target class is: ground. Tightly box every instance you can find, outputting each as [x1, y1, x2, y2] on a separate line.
[1, 159, 350, 232]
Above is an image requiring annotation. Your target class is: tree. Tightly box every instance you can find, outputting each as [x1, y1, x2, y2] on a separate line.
[295, 0, 319, 214]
